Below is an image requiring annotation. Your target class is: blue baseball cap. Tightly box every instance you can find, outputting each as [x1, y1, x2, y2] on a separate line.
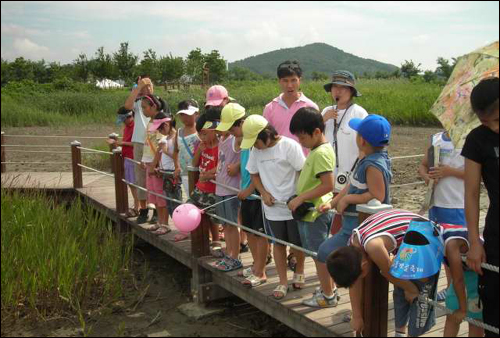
[390, 218, 444, 280]
[348, 114, 391, 147]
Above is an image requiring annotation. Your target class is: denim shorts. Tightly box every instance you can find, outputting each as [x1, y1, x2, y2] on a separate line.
[215, 195, 241, 226]
[297, 213, 332, 256]
[317, 215, 358, 263]
[394, 274, 439, 337]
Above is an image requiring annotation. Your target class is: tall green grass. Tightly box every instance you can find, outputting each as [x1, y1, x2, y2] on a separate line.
[1, 79, 443, 128]
[1, 189, 134, 319]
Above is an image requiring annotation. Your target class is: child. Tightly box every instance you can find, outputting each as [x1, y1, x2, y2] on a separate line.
[174, 100, 200, 198]
[462, 77, 499, 337]
[124, 76, 154, 224]
[108, 106, 140, 217]
[287, 107, 338, 308]
[191, 112, 222, 255]
[158, 116, 181, 229]
[216, 103, 269, 286]
[440, 223, 484, 337]
[213, 105, 243, 272]
[326, 209, 426, 334]
[263, 60, 319, 155]
[389, 218, 444, 337]
[242, 115, 306, 300]
[140, 95, 171, 234]
[418, 130, 465, 301]
[205, 85, 233, 108]
[318, 115, 393, 283]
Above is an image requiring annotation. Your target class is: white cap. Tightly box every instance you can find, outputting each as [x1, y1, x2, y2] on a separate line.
[177, 106, 199, 116]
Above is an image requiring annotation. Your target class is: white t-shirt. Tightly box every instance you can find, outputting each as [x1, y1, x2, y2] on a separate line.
[246, 137, 305, 221]
[431, 132, 465, 209]
[159, 135, 176, 171]
[132, 99, 151, 144]
[321, 104, 368, 179]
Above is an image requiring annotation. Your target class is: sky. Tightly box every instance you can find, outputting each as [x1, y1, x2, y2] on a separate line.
[1, 1, 499, 71]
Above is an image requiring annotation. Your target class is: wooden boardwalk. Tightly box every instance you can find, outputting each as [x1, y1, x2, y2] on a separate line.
[2, 171, 477, 337]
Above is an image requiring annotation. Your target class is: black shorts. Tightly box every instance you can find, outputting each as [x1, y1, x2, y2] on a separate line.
[266, 219, 302, 248]
[241, 199, 266, 234]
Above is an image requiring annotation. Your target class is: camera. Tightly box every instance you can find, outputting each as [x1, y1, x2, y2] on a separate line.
[335, 172, 350, 192]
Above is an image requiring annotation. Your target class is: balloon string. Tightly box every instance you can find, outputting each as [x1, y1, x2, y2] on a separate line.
[200, 195, 240, 212]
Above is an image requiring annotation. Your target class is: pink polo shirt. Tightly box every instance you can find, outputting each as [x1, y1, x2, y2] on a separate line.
[263, 93, 319, 155]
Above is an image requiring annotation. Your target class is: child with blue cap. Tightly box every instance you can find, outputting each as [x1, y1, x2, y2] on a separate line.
[318, 114, 393, 263]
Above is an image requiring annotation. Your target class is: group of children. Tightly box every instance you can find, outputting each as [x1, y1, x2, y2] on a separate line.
[109, 64, 498, 337]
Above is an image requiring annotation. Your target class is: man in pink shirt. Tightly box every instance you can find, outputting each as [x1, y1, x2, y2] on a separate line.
[263, 60, 319, 154]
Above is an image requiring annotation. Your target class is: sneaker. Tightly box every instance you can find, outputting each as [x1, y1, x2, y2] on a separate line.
[302, 289, 340, 308]
[136, 209, 149, 224]
[436, 289, 447, 302]
[149, 209, 158, 224]
[240, 242, 249, 253]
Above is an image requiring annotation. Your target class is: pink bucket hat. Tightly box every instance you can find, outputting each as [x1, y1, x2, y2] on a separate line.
[205, 85, 233, 106]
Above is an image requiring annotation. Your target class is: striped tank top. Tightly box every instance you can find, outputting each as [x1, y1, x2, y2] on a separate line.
[351, 209, 426, 254]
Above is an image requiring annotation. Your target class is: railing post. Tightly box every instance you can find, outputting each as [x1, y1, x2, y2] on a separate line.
[113, 147, 129, 215]
[71, 141, 83, 189]
[1, 132, 6, 173]
[188, 166, 214, 303]
[108, 133, 119, 174]
[356, 200, 393, 337]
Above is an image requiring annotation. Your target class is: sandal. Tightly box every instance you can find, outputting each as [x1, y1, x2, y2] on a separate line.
[272, 285, 288, 300]
[266, 254, 273, 266]
[287, 253, 297, 272]
[153, 226, 171, 236]
[242, 274, 267, 288]
[292, 273, 305, 290]
[216, 258, 242, 272]
[238, 267, 254, 278]
[141, 223, 160, 231]
[173, 233, 189, 242]
[126, 209, 139, 218]
[210, 242, 225, 258]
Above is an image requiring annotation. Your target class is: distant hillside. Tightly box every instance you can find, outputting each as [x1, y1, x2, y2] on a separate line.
[229, 43, 399, 78]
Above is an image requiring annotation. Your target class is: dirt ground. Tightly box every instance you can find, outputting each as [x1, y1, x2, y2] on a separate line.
[1, 125, 490, 337]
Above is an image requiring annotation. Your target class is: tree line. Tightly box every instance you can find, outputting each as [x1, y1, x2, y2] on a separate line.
[1, 42, 229, 87]
[1, 41, 458, 87]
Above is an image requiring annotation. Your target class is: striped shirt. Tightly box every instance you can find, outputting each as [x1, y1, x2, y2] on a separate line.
[351, 209, 426, 254]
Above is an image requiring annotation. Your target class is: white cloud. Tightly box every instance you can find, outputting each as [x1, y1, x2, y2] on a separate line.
[12, 38, 50, 59]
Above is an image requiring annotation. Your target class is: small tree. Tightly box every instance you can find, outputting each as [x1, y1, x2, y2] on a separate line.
[113, 42, 138, 84]
[73, 53, 92, 83]
[401, 60, 422, 78]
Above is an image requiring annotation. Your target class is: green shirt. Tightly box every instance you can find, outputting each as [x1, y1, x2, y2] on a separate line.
[296, 143, 336, 222]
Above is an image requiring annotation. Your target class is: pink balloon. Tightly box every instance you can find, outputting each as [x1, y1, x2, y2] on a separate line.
[172, 203, 202, 232]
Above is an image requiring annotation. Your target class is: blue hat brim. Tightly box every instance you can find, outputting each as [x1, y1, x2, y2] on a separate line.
[348, 118, 363, 132]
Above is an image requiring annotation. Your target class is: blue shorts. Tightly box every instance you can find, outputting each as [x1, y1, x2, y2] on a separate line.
[446, 270, 482, 320]
[215, 195, 240, 226]
[394, 274, 439, 337]
[317, 215, 358, 263]
[297, 213, 332, 256]
[429, 207, 465, 226]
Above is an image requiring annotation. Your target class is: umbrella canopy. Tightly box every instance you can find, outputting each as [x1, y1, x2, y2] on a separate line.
[430, 41, 499, 148]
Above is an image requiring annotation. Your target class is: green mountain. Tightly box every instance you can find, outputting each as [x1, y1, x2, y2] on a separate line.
[229, 43, 399, 78]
